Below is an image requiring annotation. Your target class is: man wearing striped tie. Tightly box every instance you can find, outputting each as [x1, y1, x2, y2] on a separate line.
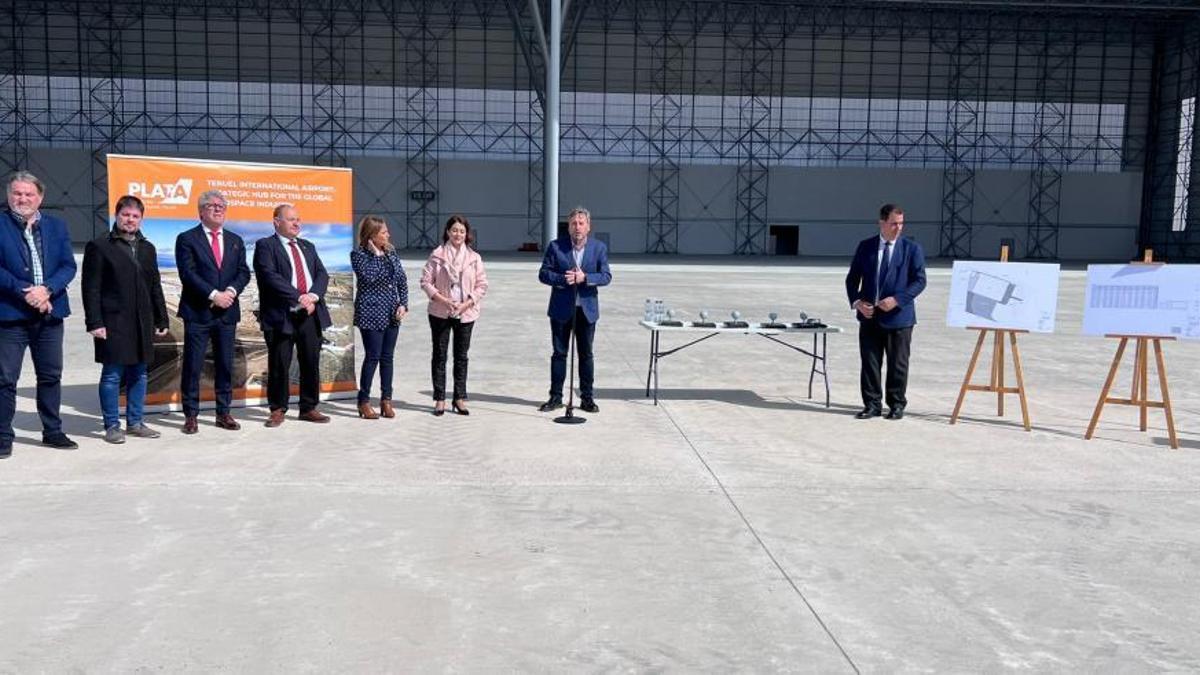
[254, 204, 332, 428]
[0, 171, 79, 457]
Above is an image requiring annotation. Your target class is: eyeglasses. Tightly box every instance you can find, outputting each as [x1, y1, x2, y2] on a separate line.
[201, 203, 227, 211]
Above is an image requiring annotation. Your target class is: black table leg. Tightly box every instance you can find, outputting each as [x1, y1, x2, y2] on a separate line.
[807, 332, 817, 399]
[822, 332, 831, 408]
[645, 329, 655, 397]
[654, 330, 662, 405]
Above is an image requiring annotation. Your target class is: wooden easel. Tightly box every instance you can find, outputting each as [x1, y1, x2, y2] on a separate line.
[950, 245, 1032, 431]
[1084, 250, 1179, 450]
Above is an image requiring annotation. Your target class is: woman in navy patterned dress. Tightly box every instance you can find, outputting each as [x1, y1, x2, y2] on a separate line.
[351, 216, 409, 419]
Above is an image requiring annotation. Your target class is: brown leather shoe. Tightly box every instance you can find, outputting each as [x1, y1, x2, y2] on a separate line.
[357, 402, 379, 419]
[215, 413, 241, 431]
[298, 409, 330, 423]
[182, 416, 198, 434]
[265, 409, 286, 428]
[379, 399, 395, 418]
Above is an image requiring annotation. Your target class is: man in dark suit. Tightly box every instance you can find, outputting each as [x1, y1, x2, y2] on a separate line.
[253, 203, 332, 427]
[537, 206, 612, 414]
[175, 189, 251, 434]
[0, 171, 78, 457]
[844, 203, 927, 420]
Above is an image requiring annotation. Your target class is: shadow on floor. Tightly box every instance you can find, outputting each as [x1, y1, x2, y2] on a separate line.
[1152, 435, 1200, 450]
[593, 386, 858, 413]
[916, 411, 1088, 440]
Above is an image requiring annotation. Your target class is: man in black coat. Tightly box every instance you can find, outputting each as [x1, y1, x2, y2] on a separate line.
[174, 189, 251, 434]
[253, 203, 332, 427]
[81, 194, 169, 443]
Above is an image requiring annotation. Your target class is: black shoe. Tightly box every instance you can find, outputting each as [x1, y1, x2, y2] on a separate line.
[579, 399, 599, 414]
[452, 400, 470, 416]
[854, 406, 882, 420]
[0, 442, 11, 459]
[42, 433, 79, 450]
[886, 406, 906, 420]
[433, 402, 446, 417]
[539, 398, 563, 413]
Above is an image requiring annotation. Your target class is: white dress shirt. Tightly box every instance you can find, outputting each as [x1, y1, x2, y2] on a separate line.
[203, 226, 238, 301]
[572, 241, 586, 306]
[277, 233, 317, 298]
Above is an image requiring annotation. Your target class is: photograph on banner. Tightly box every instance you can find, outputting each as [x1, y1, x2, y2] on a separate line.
[945, 261, 1060, 333]
[106, 154, 356, 409]
[1083, 263, 1200, 339]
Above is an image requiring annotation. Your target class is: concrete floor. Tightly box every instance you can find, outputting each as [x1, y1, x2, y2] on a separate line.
[2, 255, 1199, 672]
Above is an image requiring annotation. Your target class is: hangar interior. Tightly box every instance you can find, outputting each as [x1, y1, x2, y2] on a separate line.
[2, 0, 1199, 259]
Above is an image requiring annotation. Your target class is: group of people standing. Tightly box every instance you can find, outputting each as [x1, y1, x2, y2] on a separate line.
[1, 164, 922, 461]
[349, 212, 492, 418]
[352, 206, 613, 418]
[0, 170, 613, 458]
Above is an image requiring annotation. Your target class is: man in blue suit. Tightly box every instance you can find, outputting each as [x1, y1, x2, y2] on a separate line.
[175, 190, 251, 434]
[253, 203, 332, 427]
[844, 203, 927, 420]
[538, 206, 612, 413]
[0, 171, 78, 457]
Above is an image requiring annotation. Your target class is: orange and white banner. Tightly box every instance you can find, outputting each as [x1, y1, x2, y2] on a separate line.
[106, 154, 357, 409]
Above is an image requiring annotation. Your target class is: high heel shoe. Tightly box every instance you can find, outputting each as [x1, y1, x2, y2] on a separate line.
[380, 398, 395, 418]
[433, 401, 446, 417]
[452, 400, 470, 416]
[357, 402, 379, 419]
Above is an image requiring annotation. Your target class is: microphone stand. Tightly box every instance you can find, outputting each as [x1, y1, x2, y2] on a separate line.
[554, 271, 587, 425]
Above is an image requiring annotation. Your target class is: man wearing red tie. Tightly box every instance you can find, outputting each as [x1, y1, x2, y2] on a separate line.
[175, 190, 251, 434]
[253, 203, 332, 427]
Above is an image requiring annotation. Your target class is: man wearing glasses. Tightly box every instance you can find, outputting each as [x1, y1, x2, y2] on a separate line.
[175, 190, 251, 434]
[0, 171, 78, 458]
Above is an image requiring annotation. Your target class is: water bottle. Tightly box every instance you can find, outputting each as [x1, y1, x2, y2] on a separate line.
[644, 299, 654, 322]
[654, 299, 665, 322]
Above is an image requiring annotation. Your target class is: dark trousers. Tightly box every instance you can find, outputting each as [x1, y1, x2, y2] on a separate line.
[265, 312, 323, 413]
[549, 308, 596, 401]
[858, 321, 913, 409]
[429, 315, 473, 401]
[0, 318, 64, 442]
[358, 325, 399, 403]
[180, 319, 237, 417]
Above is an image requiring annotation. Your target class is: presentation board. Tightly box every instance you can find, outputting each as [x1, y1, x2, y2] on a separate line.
[106, 154, 356, 410]
[1083, 264, 1200, 339]
[946, 261, 1060, 333]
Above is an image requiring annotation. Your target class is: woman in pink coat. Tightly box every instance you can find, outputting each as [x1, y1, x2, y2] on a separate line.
[420, 215, 489, 416]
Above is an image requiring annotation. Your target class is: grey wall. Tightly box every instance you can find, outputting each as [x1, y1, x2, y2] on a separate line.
[24, 148, 1140, 261]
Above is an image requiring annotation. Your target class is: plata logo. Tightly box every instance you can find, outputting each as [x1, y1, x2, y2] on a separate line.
[127, 178, 194, 205]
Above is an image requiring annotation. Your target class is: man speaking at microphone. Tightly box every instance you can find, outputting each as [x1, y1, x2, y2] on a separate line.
[538, 207, 612, 414]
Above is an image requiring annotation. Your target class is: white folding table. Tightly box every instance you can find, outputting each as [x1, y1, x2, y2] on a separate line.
[639, 320, 844, 407]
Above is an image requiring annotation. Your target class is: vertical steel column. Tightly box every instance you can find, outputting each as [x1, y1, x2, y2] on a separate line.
[543, 0, 561, 246]
[81, 1, 129, 238]
[1026, 28, 1074, 259]
[0, 4, 29, 177]
[733, 4, 773, 255]
[646, 2, 686, 254]
[1139, 19, 1200, 260]
[310, 1, 351, 167]
[938, 14, 983, 259]
[405, 1, 441, 248]
[1181, 25, 1200, 243]
[528, 101, 546, 242]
